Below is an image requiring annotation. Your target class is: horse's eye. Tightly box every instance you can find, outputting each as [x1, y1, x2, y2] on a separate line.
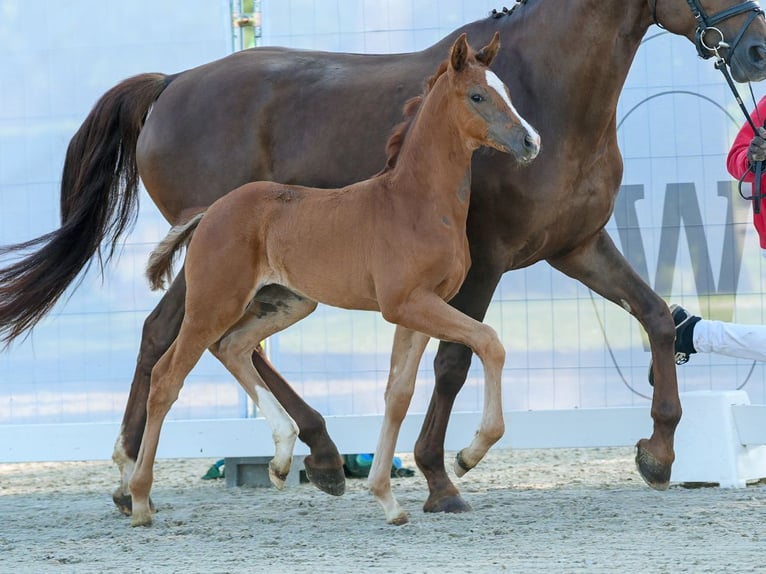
[471, 94, 484, 103]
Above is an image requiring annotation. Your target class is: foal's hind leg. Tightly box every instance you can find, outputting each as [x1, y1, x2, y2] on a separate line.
[248, 286, 345, 495]
[549, 230, 680, 489]
[209, 293, 322, 490]
[130, 330, 211, 526]
[368, 326, 430, 524]
[112, 270, 187, 515]
[251, 348, 345, 495]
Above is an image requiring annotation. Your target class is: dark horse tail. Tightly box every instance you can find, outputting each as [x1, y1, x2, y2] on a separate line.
[0, 72, 174, 346]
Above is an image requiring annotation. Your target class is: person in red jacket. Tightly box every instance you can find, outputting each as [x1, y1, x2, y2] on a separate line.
[726, 95, 766, 250]
[648, 104, 766, 385]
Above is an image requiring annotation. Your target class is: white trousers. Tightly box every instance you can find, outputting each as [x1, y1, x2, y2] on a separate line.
[693, 319, 766, 361]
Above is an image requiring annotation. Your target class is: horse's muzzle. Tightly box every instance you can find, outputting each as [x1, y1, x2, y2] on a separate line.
[730, 38, 766, 82]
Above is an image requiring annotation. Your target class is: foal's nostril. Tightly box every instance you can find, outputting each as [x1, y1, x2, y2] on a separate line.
[524, 133, 540, 154]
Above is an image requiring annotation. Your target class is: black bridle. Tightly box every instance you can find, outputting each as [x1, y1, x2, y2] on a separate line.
[685, 0, 762, 61]
[652, 0, 763, 63]
[653, 0, 766, 211]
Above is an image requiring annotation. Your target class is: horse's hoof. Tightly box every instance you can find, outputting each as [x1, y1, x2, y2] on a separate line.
[112, 491, 133, 516]
[112, 492, 155, 516]
[635, 441, 671, 490]
[454, 450, 474, 477]
[129, 505, 153, 527]
[130, 513, 153, 527]
[303, 459, 346, 496]
[268, 463, 289, 490]
[423, 493, 473, 514]
[388, 513, 410, 526]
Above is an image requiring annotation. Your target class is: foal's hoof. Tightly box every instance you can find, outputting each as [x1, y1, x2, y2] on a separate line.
[388, 512, 410, 526]
[454, 450, 475, 478]
[423, 493, 473, 514]
[112, 491, 133, 516]
[112, 491, 155, 516]
[130, 512, 153, 527]
[303, 456, 346, 496]
[269, 462, 289, 490]
[635, 440, 671, 490]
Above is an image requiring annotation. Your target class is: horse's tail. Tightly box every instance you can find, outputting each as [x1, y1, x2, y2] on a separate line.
[0, 72, 173, 346]
[146, 213, 205, 292]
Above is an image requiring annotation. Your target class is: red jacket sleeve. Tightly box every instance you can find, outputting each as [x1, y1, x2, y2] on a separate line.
[726, 96, 766, 250]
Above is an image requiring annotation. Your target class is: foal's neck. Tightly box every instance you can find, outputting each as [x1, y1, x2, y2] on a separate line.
[387, 81, 475, 204]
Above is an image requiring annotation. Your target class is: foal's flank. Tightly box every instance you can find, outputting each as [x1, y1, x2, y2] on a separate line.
[131, 32, 539, 527]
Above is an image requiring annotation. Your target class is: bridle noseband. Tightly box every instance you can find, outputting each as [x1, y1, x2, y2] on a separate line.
[651, 1, 766, 211]
[652, 0, 763, 61]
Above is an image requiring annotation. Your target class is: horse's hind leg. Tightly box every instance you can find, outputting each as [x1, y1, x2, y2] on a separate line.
[368, 326, 430, 524]
[248, 287, 345, 495]
[548, 229, 680, 489]
[112, 270, 187, 516]
[209, 293, 324, 490]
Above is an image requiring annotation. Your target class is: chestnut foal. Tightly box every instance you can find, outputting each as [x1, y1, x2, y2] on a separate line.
[132, 33, 539, 526]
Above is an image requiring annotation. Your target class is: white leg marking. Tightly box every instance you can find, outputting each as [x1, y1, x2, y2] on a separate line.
[255, 385, 299, 489]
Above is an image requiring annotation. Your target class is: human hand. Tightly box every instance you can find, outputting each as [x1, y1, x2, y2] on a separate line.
[748, 127, 766, 163]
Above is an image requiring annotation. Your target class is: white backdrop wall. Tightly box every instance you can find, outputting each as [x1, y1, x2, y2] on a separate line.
[1, 0, 766, 431]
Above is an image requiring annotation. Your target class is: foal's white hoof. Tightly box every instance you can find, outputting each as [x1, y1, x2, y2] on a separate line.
[268, 461, 289, 490]
[387, 512, 409, 526]
[130, 508, 153, 527]
[454, 449, 473, 478]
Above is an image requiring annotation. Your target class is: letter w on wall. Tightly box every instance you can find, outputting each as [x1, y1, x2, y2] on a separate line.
[615, 182, 748, 322]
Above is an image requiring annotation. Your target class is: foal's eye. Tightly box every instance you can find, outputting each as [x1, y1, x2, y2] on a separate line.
[470, 94, 484, 103]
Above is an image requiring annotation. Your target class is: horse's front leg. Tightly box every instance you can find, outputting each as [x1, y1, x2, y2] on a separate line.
[112, 270, 187, 515]
[414, 263, 503, 514]
[548, 229, 679, 489]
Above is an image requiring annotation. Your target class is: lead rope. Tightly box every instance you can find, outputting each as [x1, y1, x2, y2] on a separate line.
[701, 24, 766, 214]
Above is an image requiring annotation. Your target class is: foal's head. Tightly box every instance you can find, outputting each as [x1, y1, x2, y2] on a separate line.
[444, 33, 540, 164]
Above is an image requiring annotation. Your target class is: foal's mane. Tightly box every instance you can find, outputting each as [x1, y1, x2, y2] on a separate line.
[380, 59, 449, 173]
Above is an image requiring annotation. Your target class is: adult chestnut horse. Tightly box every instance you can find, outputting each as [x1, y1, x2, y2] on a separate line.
[1, 0, 766, 516]
[130, 33, 539, 526]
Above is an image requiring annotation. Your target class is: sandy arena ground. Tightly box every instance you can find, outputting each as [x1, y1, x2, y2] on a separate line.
[1, 447, 765, 573]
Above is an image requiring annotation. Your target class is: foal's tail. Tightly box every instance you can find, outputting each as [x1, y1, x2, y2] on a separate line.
[146, 213, 205, 292]
[0, 72, 173, 346]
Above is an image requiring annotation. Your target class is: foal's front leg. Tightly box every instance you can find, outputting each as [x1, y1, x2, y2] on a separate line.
[414, 263, 503, 514]
[548, 229, 680, 489]
[385, 290, 507, 492]
[368, 326, 430, 524]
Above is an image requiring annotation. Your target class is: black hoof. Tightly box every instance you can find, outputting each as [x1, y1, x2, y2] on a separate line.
[112, 492, 155, 516]
[423, 493, 473, 514]
[112, 492, 133, 516]
[635, 444, 671, 490]
[303, 458, 346, 496]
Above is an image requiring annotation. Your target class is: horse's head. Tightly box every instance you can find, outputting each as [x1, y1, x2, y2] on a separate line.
[651, 0, 766, 82]
[447, 33, 540, 164]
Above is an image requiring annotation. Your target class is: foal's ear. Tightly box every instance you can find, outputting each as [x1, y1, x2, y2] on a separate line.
[450, 33, 469, 71]
[476, 32, 501, 67]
